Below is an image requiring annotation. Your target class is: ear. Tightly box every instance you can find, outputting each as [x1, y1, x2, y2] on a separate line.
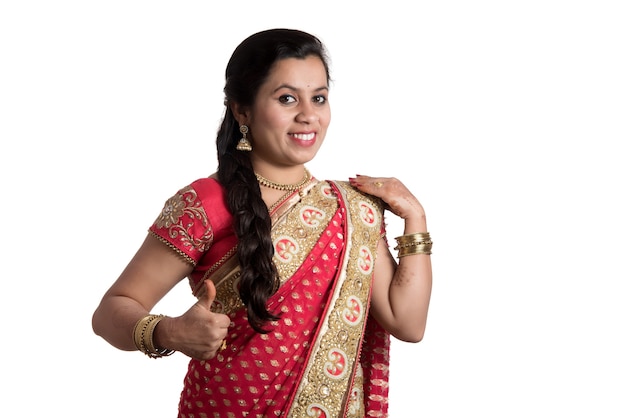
[230, 102, 250, 126]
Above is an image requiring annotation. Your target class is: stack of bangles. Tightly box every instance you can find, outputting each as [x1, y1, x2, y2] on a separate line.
[132, 314, 175, 359]
[394, 232, 433, 257]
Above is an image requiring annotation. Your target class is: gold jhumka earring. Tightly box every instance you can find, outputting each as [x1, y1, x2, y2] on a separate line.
[236, 125, 252, 151]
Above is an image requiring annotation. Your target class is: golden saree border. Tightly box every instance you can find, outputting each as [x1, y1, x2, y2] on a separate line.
[287, 181, 384, 418]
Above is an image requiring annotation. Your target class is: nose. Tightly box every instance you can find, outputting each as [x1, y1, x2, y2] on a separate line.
[295, 100, 318, 124]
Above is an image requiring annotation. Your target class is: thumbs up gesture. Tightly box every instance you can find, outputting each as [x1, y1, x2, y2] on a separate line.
[157, 279, 231, 360]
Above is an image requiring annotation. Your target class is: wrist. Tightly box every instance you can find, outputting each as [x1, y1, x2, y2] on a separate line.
[152, 316, 170, 351]
[403, 214, 427, 234]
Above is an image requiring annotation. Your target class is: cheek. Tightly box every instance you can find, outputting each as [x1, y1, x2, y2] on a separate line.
[250, 114, 280, 139]
[261, 112, 291, 133]
[321, 107, 331, 126]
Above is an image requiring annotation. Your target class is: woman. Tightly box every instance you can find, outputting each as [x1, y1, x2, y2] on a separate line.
[92, 28, 432, 417]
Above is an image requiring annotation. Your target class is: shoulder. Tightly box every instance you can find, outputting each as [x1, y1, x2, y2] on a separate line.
[185, 177, 231, 229]
[177, 177, 228, 212]
[166, 177, 227, 216]
[188, 176, 224, 199]
[152, 177, 225, 227]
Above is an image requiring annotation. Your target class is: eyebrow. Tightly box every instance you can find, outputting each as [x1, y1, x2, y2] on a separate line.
[272, 84, 329, 94]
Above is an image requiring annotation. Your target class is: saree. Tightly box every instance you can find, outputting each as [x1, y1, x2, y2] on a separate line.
[149, 177, 391, 417]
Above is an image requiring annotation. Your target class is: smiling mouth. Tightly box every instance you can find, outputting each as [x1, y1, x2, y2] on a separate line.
[291, 133, 315, 141]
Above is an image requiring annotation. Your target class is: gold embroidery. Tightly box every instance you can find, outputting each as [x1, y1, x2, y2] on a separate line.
[155, 192, 187, 228]
[154, 186, 213, 256]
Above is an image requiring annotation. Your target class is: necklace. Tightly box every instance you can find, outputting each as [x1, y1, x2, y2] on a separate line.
[255, 168, 311, 191]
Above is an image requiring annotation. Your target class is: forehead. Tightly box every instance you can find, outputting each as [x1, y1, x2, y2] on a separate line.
[263, 56, 328, 88]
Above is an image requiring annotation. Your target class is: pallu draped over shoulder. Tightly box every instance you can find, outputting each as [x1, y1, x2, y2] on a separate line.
[149, 177, 391, 417]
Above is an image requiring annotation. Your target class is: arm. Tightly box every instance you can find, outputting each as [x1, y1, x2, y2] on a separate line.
[91, 233, 230, 359]
[349, 175, 432, 342]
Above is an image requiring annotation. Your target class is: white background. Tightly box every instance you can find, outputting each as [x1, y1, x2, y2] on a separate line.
[1, 1, 625, 417]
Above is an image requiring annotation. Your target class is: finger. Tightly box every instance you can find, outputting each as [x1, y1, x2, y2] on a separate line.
[198, 279, 217, 311]
[352, 174, 385, 185]
[349, 176, 385, 192]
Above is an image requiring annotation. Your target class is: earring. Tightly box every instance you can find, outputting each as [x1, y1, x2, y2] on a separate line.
[236, 125, 252, 151]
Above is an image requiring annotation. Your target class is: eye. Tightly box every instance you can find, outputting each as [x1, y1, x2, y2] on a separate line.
[278, 94, 296, 104]
[313, 95, 327, 105]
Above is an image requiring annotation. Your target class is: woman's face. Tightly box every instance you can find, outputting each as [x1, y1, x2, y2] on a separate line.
[245, 56, 331, 170]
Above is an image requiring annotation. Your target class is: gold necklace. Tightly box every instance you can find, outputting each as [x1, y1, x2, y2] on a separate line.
[255, 168, 311, 191]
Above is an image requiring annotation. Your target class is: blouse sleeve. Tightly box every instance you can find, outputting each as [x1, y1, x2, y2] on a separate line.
[148, 184, 214, 265]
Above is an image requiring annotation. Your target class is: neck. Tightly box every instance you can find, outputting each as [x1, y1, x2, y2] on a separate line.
[255, 167, 311, 192]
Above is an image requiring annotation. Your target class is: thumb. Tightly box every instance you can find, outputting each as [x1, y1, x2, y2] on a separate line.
[198, 279, 217, 311]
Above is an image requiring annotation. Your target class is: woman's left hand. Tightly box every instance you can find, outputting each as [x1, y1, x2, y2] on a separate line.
[349, 175, 425, 221]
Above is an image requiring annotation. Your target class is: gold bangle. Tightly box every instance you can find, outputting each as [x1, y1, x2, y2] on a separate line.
[395, 241, 433, 249]
[132, 314, 175, 359]
[132, 315, 154, 354]
[394, 232, 431, 246]
[394, 232, 433, 257]
[397, 243, 432, 257]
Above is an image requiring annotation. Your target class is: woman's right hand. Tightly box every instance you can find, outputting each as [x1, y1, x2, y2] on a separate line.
[155, 280, 231, 360]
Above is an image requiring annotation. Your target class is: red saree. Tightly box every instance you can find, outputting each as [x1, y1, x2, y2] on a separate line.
[149, 177, 390, 417]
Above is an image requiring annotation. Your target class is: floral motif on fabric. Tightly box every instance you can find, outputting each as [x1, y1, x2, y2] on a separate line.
[357, 199, 379, 227]
[323, 348, 348, 379]
[151, 186, 213, 261]
[357, 245, 374, 275]
[319, 182, 336, 199]
[299, 205, 326, 228]
[342, 295, 364, 326]
[274, 235, 300, 263]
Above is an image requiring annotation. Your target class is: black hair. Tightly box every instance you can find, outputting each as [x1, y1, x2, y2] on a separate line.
[216, 29, 330, 333]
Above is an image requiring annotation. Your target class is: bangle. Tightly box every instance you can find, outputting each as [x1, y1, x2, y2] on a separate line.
[394, 232, 433, 257]
[397, 243, 432, 257]
[132, 314, 175, 359]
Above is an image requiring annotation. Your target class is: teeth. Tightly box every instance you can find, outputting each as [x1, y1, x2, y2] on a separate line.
[293, 133, 314, 141]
